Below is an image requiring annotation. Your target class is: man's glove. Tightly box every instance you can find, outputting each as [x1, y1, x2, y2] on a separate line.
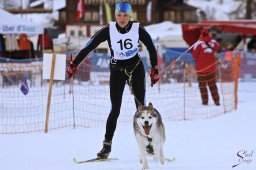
[67, 63, 78, 79]
[150, 67, 159, 87]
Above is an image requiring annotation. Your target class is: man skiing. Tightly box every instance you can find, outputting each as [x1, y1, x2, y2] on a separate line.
[67, 1, 159, 159]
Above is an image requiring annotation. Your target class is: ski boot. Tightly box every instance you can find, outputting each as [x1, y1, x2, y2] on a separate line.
[97, 139, 112, 159]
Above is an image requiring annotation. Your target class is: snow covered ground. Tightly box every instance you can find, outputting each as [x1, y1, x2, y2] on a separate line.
[0, 82, 255, 170]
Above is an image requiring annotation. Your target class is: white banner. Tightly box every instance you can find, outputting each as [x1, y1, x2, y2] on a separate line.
[0, 8, 44, 35]
[0, 24, 43, 34]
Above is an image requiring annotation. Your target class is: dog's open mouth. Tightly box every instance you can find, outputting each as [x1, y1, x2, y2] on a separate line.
[142, 124, 152, 135]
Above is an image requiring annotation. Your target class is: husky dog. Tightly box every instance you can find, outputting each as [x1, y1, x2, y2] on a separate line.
[133, 102, 165, 169]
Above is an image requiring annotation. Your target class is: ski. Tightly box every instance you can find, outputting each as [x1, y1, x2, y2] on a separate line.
[73, 157, 118, 164]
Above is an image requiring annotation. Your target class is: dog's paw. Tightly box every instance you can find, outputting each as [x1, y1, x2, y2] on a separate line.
[160, 157, 165, 164]
[142, 160, 149, 169]
[142, 164, 149, 170]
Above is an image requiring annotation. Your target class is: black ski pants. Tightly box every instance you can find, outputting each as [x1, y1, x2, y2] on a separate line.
[104, 57, 145, 141]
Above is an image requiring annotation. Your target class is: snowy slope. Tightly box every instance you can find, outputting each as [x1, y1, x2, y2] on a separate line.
[0, 82, 255, 170]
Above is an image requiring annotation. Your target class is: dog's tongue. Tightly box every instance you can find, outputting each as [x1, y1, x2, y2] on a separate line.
[143, 126, 150, 135]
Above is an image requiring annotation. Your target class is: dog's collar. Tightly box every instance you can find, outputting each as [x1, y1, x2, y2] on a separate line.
[138, 130, 153, 142]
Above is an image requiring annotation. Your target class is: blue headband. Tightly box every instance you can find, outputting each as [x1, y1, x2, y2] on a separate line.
[115, 2, 132, 15]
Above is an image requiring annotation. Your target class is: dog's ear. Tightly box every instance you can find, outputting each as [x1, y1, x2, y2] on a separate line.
[148, 102, 153, 109]
[138, 104, 144, 111]
[152, 110, 157, 117]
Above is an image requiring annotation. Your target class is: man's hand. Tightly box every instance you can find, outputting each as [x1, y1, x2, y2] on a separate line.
[67, 63, 78, 79]
[150, 67, 159, 87]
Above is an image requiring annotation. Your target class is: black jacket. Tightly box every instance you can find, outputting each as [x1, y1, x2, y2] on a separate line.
[73, 21, 158, 68]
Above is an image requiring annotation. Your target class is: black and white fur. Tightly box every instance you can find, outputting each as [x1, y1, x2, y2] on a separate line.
[133, 102, 165, 169]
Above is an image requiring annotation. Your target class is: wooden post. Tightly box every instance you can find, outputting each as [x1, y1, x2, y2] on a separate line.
[45, 53, 56, 133]
[233, 54, 240, 110]
[218, 60, 226, 113]
[183, 62, 186, 120]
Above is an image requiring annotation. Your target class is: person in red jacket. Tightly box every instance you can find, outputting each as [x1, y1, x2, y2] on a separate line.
[192, 29, 220, 106]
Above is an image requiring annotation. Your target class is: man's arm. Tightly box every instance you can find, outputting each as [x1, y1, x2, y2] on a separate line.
[138, 25, 159, 87]
[192, 41, 202, 60]
[72, 26, 109, 65]
[212, 39, 220, 52]
[192, 48, 198, 60]
[138, 25, 158, 68]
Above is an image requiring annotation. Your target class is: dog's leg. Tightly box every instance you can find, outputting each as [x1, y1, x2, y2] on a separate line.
[152, 142, 160, 161]
[136, 134, 149, 169]
[159, 141, 165, 164]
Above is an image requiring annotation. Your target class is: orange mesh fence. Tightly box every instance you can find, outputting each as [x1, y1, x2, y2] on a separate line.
[0, 51, 240, 134]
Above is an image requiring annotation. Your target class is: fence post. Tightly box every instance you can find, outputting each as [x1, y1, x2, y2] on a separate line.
[45, 53, 56, 133]
[233, 53, 241, 110]
[218, 59, 227, 113]
[183, 62, 186, 120]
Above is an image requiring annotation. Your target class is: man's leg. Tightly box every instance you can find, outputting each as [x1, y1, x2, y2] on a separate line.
[130, 62, 145, 108]
[208, 72, 220, 105]
[198, 74, 208, 105]
[97, 69, 126, 158]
